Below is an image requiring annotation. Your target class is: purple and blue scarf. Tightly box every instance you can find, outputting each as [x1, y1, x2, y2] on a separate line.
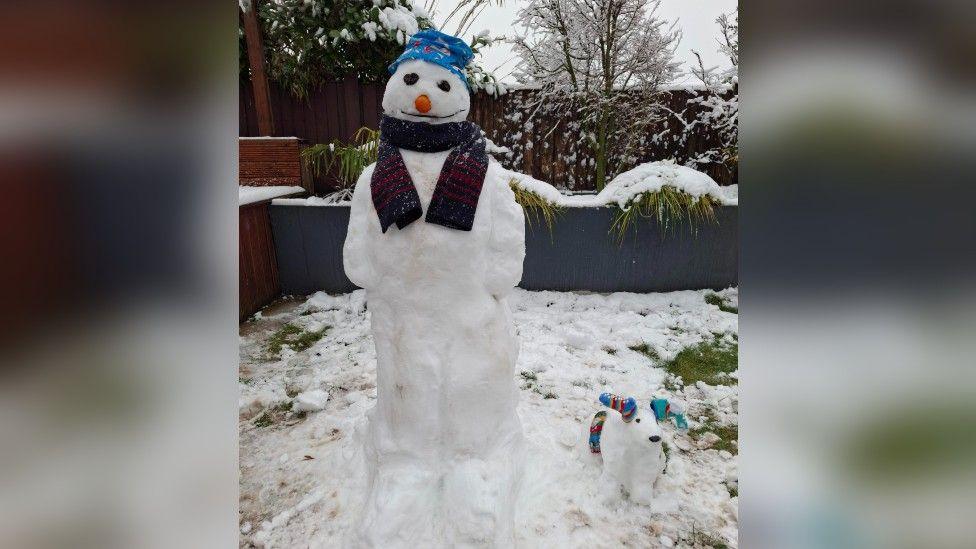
[370, 115, 488, 233]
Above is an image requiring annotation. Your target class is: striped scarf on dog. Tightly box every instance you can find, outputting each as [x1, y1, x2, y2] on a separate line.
[370, 115, 488, 233]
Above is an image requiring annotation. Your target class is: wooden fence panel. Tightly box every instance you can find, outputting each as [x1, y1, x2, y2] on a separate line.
[239, 138, 308, 188]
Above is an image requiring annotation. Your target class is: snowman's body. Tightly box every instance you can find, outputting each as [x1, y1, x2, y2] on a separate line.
[343, 56, 526, 547]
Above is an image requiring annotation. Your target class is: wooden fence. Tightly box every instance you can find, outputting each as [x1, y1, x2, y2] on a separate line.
[240, 78, 735, 192]
[240, 77, 384, 146]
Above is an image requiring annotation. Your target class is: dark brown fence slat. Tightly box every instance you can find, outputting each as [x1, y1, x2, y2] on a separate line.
[239, 138, 308, 189]
[342, 77, 360, 140]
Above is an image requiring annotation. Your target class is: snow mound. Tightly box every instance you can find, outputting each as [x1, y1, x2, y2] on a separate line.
[292, 389, 330, 413]
[303, 290, 366, 315]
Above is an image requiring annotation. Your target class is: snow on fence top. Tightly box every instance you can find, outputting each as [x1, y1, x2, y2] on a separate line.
[502, 160, 738, 208]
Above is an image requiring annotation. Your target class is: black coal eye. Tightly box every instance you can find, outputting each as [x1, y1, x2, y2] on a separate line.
[437, 80, 451, 92]
[635, 418, 641, 423]
[403, 73, 419, 85]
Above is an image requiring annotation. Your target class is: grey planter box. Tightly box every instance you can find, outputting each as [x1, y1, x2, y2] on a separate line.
[269, 205, 737, 295]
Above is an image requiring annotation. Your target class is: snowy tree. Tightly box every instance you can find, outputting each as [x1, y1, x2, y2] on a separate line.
[512, 0, 680, 189]
[662, 9, 738, 180]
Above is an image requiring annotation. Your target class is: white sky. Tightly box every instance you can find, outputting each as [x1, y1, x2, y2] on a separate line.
[429, 0, 737, 84]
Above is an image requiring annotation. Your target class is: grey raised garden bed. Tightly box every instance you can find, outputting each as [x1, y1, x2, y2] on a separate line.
[269, 204, 737, 295]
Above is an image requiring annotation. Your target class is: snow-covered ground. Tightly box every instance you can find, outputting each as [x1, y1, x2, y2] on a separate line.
[239, 288, 738, 548]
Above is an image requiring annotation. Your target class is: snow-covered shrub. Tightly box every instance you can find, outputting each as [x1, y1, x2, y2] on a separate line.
[603, 161, 723, 238]
[247, 0, 431, 96]
[503, 160, 735, 238]
[657, 10, 738, 181]
[302, 127, 380, 192]
[240, 0, 504, 96]
[508, 178, 563, 232]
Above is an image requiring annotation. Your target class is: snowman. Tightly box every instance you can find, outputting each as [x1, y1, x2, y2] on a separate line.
[343, 30, 526, 547]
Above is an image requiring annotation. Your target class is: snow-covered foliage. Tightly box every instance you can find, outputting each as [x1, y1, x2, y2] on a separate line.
[251, 0, 432, 95]
[239, 288, 739, 547]
[511, 0, 681, 189]
[243, 0, 504, 96]
[657, 10, 738, 179]
[277, 160, 737, 208]
[502, 161, 738, 208]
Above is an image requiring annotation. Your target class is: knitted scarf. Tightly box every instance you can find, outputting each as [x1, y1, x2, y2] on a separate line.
[370, 115, 488, 233]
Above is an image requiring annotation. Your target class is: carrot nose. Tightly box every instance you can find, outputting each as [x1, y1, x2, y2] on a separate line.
[415, 94, 431, 113]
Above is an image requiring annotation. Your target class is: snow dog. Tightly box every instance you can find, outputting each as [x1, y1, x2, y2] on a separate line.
[589, 392, 666, 505]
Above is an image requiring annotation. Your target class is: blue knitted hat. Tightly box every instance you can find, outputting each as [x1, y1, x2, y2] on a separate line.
[388, 29, 473, 90]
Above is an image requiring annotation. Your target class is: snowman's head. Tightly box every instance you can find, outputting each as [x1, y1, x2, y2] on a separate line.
[383, 30, 473, 125]
[383, 59, 470, 124]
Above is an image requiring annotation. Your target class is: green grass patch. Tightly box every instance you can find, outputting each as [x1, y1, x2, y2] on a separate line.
[266, 323, 327, 358]
[661, 339, 737, 386]
[253, 412, 273, 428]
[520, 370, 538, 382]
[689, 528, 730, 549]
[601, 346, 617, 355]
[705, 292, 738, 314]
[272, 401, 293, 413]
[628, 343, 660, 361]
[690, 409, 739, 455]
[251, 401, 301, 429]
[543, 391, 558, 400]
[662, 375, 682, 392]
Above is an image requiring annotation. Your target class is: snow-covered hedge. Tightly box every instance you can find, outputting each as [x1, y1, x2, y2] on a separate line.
[503, 161, 738, 208]
[242, 0, 505, 96]
[504, 161, 736, 237]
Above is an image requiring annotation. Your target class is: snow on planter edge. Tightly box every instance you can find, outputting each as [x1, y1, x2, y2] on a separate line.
[271, 160, 737, 207]
[239, 185, 306, 206]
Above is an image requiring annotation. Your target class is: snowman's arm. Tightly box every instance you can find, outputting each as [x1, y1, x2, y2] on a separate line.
[342, 166, 379, 289]
[485, 168, 526, 296]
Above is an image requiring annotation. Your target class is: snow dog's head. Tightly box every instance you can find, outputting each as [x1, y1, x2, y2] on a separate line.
[599, 392, 663, 449]
[383, 30, 472, 124]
